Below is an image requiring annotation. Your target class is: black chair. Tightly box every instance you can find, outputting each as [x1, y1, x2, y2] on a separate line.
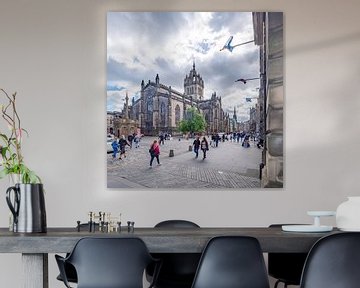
[191, 236, 270, 288]
[56, 262, 77, 284]
[300, 232, 360, 288]
[55, 237, 160, 288]
[56, 223, 99, 284]
[268, 224, 308, 288]
[147, 220, 201, 288]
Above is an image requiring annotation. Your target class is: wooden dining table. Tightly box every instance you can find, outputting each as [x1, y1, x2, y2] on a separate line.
[0, 226, 339, 288]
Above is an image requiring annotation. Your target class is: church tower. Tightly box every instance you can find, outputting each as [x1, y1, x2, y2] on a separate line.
[184, 61, 204, 101]
[233, 106, 237, 122]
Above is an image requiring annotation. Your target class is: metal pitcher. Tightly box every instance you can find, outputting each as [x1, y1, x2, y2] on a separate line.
[6, 183, 47, 233]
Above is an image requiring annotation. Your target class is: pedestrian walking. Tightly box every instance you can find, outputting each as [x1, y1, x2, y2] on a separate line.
[159, 133, 165, 145]
[111, 138, 119, 159]
[193, 135, 201, 158]
[134, 134, 140, 148]
[200, 136, 209, 159]
[149, 140, 161, 168]
[242, 134, 250, 148]
[215, 133, 220, 147]
[127, 134, 133, 148]
[118, 135, 130, 159]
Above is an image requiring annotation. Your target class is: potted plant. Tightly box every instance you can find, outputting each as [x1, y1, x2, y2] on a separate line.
[0, 89, 41, 183]
[0, 88, 46, 233]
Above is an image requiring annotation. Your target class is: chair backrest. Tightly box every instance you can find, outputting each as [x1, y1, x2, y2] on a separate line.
[150, 220, 201, 287]
[191, 236, 270, 288]
[66, 237, 154, 288]
[300, 232, 360, 288]
[268, 224, 308, 285]
[155, 219, 200, 228]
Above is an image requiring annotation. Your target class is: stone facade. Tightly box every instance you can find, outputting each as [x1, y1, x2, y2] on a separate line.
[131, 63, 227, 136]
[253, 12, 284, 188]
[108, 92, 140, 137]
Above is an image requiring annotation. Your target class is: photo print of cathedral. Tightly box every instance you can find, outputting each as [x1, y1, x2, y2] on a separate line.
[132, 62, 227, 136]
[107, 12, 283, 189]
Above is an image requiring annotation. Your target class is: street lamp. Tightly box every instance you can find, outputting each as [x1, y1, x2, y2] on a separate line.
[220, 36, 255, 52]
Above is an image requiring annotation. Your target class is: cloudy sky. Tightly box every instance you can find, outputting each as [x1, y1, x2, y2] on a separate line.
[107, 12, 259, 122]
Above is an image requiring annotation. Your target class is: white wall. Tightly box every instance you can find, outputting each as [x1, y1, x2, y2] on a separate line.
[0, 0, 360, 287]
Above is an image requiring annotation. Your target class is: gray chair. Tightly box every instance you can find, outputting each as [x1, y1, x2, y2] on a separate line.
[56, 237, 160, 288]
[191, 236, 270, 288]
[147, 220, 201, 288]
[300, 232, 360, 288]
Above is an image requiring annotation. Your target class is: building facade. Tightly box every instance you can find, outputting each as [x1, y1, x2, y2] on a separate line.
[131, 63, 227, 136]
[108, 92, 139, 137]
[253, 12, 284, 188]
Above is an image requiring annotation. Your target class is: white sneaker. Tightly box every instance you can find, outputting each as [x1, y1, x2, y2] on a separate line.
[158, 163, 162, 166]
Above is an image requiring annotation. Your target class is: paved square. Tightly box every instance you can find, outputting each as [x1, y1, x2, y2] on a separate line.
[107, 136, 261, 189]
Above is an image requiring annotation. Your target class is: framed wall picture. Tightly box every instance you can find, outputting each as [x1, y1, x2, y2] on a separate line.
[107, 12, 283, 189]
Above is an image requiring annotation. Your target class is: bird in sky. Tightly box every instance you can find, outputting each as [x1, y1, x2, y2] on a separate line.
[220, 36, 235, 52]
[220, 36, 255, 52]
[235, 77, 259, 84]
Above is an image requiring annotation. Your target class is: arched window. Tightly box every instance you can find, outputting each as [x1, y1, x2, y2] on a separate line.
[175, 105, 181, 126]
[146, 101, 153, 121]
[205, 113, 209, 123]
[160, 102, 166, 127]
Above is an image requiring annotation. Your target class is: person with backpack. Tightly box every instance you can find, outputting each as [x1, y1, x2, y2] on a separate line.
[149, 140, 161, 168]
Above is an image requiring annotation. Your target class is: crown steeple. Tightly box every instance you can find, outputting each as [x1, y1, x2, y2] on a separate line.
[184, 61, 204, 101]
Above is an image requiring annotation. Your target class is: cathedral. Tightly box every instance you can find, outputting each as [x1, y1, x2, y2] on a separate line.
[130, 62, 229, 136]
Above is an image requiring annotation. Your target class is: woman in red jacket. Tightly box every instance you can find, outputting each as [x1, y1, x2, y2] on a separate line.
[149, 140, 161, 168]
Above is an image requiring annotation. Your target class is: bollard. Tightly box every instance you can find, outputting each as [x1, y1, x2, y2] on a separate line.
[188, 145, 192, 151]
[169, 149, 174, 157]
[259, 163, 264, 180]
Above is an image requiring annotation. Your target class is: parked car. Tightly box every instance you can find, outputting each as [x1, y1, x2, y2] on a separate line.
[107, 139, 114, 153]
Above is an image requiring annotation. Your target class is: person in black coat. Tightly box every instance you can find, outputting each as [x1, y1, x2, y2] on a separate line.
[118, 135, 130, 159]
[193, 136, 201, 158]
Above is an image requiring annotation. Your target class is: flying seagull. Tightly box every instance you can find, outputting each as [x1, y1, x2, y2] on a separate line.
[235, 77, 259, 84]
[220, 36, 255, 52]
[220, 36, 235, 52]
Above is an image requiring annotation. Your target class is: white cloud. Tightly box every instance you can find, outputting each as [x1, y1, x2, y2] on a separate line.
[107, 12, 259, 121]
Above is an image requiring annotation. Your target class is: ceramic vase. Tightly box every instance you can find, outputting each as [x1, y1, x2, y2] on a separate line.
[6, 183, 47, 233]
[336, 196, 360, 231]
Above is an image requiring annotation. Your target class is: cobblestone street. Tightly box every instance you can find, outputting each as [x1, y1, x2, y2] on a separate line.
[107, 136, 262, 189]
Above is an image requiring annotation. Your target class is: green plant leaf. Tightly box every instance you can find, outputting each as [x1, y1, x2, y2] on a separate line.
[0, 133, 9, 142]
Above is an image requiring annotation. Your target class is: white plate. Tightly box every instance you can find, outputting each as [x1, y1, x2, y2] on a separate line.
[307, 211, 336, 217]
[282, 225, 333, 232]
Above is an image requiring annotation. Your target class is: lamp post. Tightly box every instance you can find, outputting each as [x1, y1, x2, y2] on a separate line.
[220, 36, 255, 52]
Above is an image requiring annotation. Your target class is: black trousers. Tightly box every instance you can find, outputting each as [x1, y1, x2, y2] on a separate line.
[150, 154, 160, 166]
[202, 149, 207, 159]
